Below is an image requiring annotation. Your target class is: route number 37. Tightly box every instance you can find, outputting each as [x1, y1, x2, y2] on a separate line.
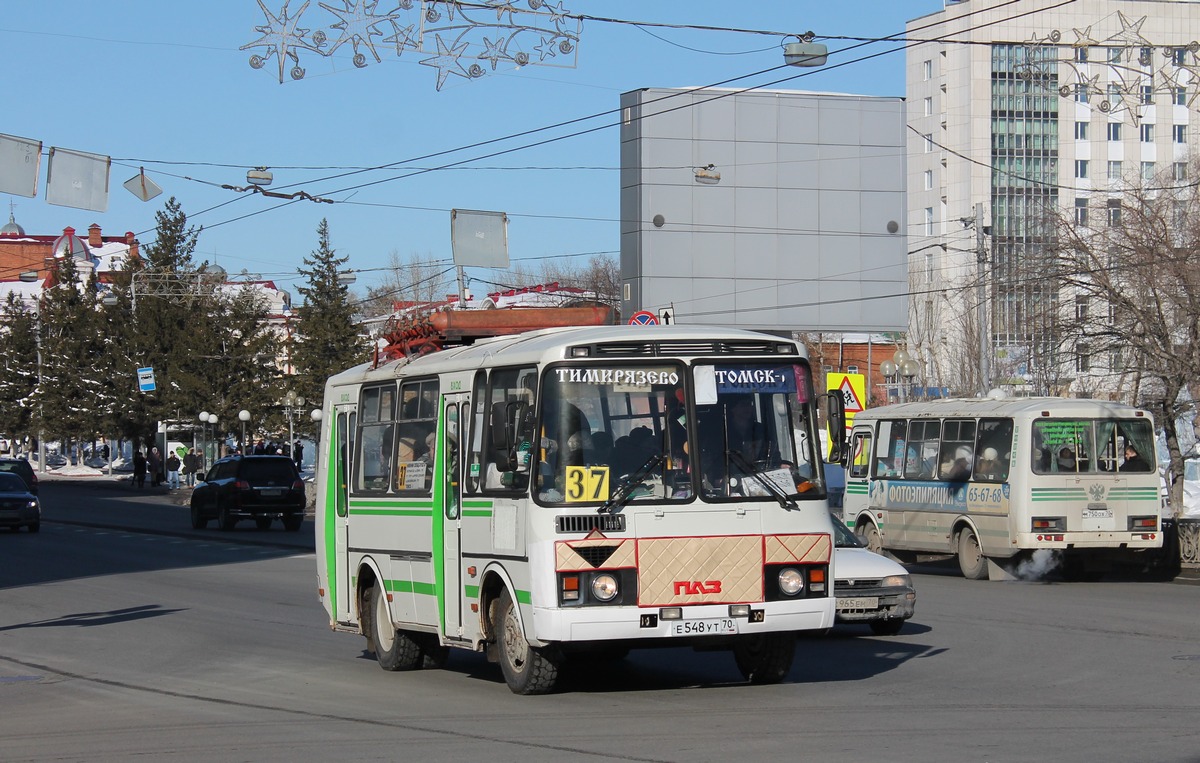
[565, 466, 610, 502]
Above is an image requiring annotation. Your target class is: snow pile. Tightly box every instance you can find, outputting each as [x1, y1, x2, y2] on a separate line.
[54, 465, 106, 477]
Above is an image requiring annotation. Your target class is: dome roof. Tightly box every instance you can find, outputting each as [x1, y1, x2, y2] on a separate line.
[0, 212, 24, 236]
[52, 229, 90, 260]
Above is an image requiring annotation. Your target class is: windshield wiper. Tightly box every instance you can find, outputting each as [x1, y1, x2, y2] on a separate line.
[726, 451, 797, 509]
[598, 453, 665, 514]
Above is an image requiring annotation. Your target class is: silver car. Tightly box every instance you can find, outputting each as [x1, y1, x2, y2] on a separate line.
[832, 514, 915, 635]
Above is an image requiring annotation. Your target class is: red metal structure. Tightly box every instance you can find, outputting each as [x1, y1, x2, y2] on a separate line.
[378, 305, 615, 361]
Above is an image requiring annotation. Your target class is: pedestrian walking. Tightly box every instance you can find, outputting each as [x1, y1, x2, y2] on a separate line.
[293, 440, 304, 471]
[132, 449, 147, 489]
[165, 451, 181, 489]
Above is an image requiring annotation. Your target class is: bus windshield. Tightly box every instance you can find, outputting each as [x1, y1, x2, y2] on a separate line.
[533, 361, 823, 506]
[693, 362, 822, 502]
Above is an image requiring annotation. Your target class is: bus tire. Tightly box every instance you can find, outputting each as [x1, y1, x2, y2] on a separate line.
[369, 583, 422, 671]
[496, 588, 560, 694]
[733, 633, 794, 684]
[957, 528, 989, 580]
[858, 520, 884, 555]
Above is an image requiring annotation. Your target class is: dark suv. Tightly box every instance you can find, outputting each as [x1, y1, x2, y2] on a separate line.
[0, 458, 38, 495]
[190, 455, 305, 531]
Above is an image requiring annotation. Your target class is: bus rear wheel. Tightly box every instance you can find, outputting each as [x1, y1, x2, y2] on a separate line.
[957, 528, 989, 580]
[369, 583, 422, 671]
[732, 633, 794, 684]
[495, 588, 560, 695]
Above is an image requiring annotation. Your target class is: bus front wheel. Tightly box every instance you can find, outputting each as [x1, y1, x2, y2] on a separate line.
[369, 583, 422, 671]
[957, 528, 989, 580]
[858, 520, 884, 555]
[495, 588, 560, 695]
[733, 633, 794, 684]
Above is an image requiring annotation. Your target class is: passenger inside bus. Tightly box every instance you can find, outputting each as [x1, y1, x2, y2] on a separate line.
[1121, 443, 1151, 472]
[589, 430, 614, 466]
[975, 447, 1003, 480]
[943, 445, 973, 482]
[1056, 446, 1078, 472]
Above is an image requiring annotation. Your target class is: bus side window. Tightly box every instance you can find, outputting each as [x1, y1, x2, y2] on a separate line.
[975, 418, 1013, 482]
[482, 366, 536, 493]
[875, 420, 907, 478]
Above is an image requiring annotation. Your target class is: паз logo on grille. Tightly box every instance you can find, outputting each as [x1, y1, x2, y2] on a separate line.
[674, 580, 722, 595]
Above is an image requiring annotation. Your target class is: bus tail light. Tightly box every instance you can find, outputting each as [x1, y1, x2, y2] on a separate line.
[1032, 517, 1065, 532]
[1128, 516, 1158, 531]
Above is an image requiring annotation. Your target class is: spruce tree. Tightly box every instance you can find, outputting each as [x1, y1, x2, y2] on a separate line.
[292, 219, 366, 415]
[121, 196, 210, 445]
[0, 294, 38, 450]
[33, 255, 108, 455]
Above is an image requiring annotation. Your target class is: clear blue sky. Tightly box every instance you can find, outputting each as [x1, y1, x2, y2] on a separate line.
[2, 1, 942, 298]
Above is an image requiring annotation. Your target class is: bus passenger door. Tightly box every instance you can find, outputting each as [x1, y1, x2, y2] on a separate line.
[844, 427, 873, 527]
[439, 394, 468, 638]
[334, 407, 356, 623]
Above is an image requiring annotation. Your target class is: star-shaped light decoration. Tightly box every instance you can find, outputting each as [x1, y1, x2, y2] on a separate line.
[533, 34, 560, 61]
[479, 35, 511, 69]
[1106, 11, 1151, 48]
[1072, 25, 1099, 48]
[241, 0, 314, 83]
[319, 0, 401, 67]
[420, 33, 471, 89]
[486, 0, 518, 23]
[245, 0, 582, 90]
[384, 21, 420, 56]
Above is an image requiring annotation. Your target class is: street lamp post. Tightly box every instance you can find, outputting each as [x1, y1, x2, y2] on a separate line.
[238, 409, 250, 453]
[283, 392, 304, 462]
[198, 411, 209, 467]
[208, 413, 219, 458]
[309, 408, 322, 472]
[880, 350, 921, 403]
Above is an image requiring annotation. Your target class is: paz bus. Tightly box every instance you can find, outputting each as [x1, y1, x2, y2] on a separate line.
[314, 325, 844, 694]
[842, 397, 1162, 580]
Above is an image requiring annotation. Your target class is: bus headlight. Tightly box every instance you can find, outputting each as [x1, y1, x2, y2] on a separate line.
[778, 567, 805, 596]
[591, 573, 619, 602]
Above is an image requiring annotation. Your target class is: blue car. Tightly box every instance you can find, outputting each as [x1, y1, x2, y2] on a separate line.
[0, 471, 40, 533]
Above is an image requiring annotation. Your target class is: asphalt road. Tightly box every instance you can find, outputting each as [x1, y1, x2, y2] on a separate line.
[2, 479, 1198, 763]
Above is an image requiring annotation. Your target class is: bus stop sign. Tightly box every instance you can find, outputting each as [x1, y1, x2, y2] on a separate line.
[137, 366, 156, 393]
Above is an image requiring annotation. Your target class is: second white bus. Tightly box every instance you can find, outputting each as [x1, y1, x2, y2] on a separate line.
[842, 397, 1162, 580]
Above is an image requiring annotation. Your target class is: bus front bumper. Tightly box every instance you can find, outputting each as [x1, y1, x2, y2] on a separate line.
[531, 599, 835, 644]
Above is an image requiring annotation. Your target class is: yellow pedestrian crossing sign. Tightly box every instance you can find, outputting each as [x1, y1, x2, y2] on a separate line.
[826, 372, 866, 421]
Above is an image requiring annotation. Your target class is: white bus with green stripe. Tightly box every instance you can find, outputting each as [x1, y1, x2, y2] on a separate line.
[314, 325, 845, 694]
[842, 397, 1162, 581]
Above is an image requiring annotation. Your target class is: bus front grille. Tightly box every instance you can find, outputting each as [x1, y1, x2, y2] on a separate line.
[556, 514, 626, 534]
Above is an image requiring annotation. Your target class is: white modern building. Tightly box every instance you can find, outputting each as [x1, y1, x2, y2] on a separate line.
[907, 0, 1200, 398]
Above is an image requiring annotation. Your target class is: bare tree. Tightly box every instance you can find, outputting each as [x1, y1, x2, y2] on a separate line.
[362, 251, 455, 317]
[1049, 173, 1200, 513]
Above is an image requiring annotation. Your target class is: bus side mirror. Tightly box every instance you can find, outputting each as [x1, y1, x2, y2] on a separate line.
[824, 391, 846, 464]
